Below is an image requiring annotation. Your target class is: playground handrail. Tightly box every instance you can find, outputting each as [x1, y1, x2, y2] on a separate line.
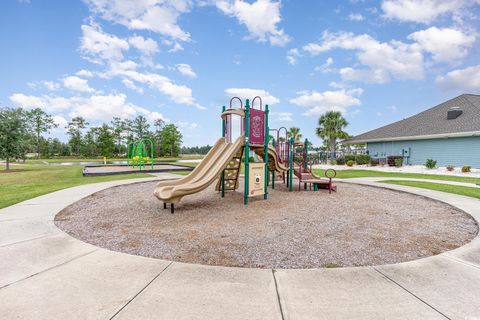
[251, 96, 263, 110]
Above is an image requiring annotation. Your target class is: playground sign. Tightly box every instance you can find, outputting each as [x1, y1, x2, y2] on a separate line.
[248, 163, 265, 197]
[249, 108, 265, 145]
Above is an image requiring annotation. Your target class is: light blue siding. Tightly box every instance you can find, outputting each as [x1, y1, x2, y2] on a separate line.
[366, 136, 480, 168]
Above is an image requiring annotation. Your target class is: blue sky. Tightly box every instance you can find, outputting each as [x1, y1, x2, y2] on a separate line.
[1, 0, 480, 147]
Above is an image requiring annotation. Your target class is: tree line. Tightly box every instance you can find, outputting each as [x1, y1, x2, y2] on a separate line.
[0, 107, 184, 170]
[1, 106, 351, 170]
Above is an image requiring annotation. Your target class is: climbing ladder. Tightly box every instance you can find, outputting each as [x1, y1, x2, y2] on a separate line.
[215, 146, 244, 192]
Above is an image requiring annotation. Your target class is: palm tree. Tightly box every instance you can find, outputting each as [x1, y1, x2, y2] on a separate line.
[316, 111, 349, 153]
[288, 127, 302, 142]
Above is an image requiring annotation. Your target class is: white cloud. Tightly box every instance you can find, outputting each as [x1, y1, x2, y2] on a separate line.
[381, 0, 479, 24]
[315, 57, 334, 73]
[216, 0, 290, 46]
[168, 42, 184, 52]
[339, 67, 390, 84]
[76, 69, 94, 77]
[10, 93, 72, 113]
[224, 88, 280, 106]
[436, 65, 480, 92]
[69, 93, 144, 120]
[80, 22, 129, 64]
[111, 68, 204, 109]
[290, 88, 363, 116]
[303, 31, 424, 81]
[42, 81, 61, 91]
[348, 13, 364, 21]
[84, 0, 192, 41]
[62, 76, 95, 93]
[287, 48, 300, 65]
[302, 28, 476, 84]
[177, 121, 199, 130]
[52, 115, 69, 129]
[176, 63, 197, 78]
[122, 79, 144, 94]
[128, 35, 159, 56]
[147, 111, 166, 122]
[408, 27, 475, 63]
[271, 111, 293, 122]
[12, 92, 165, 122]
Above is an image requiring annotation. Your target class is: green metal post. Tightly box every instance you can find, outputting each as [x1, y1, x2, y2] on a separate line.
[289, 137, 294, 192]
[146, 138, 154, 170]
[304, 138, 308, 170]
[244, 99, 250, 205]
[221, 106, 226, 198]
[264, 104, 269, 199]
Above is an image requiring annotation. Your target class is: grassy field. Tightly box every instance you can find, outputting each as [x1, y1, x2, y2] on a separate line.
[381, 180, 480, 200]
[0, 164, 152, 209]
[313, 168, 480, 184]
[24, 155, 203, 165]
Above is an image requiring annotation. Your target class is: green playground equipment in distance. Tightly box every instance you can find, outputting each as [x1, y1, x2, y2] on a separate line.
[127, 138, 154, 171]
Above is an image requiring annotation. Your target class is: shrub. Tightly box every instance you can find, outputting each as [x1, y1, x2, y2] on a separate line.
[370, 158, 379, 166]
[345, 155, 356, 163]
[387, 156, 403, 167]
[446, 165, 455, 172]
[335, 157, 345, 165]
[462, 165, 471, 173]
[355, 154, 371, 165]
[330, 159, 337, 165]
[425, 159, 437, 169]
[394, 158, 403, 167]
[294, 155, 304, 163]
[242, 156, 255, 163]
[346, 160, 354, 167]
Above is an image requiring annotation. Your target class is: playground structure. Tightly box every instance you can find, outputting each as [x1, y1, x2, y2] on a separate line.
[128, 138, 154, 171]
[153, 96, 336, 213]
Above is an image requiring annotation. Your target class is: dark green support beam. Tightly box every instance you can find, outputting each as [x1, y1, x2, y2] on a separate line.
[264, 104, 269, 200]
[244, 99, 250, 205]
[221, 105, 226, 198]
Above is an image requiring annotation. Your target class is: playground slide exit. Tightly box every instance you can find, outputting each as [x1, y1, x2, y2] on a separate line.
[153, 136, 244, 204]
[252, 145, 288, 173]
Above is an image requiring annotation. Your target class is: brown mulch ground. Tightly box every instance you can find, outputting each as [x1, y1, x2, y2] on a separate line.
[55, 180, 478, 269]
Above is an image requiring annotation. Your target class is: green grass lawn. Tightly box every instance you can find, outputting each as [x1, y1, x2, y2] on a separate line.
[166, 161, 199, 168]
[381, 180, 480, 199]
[0, 164, 152, 209]
[25, 155, 203, 165]
[312, 168, 480, 184]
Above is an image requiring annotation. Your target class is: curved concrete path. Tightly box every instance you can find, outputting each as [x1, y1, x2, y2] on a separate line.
[0, 175, 479, 320]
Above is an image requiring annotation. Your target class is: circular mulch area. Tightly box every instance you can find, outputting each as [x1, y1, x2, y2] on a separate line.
[55, 180, 478, 269]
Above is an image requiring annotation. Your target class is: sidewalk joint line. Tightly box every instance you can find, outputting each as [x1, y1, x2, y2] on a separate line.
[0, 249, 97, 290]
[272, 269, 285, 320]
[0, 233, 58, 248]
[110, 261, 174, 319]
[373, 267, 451, 320]
[442, 254, 480, 270]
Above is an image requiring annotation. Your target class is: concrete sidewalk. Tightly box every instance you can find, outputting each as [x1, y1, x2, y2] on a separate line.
[0, 176, 479, 319]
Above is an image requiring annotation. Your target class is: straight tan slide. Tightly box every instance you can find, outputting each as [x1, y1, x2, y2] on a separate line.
[153, 136, 245, 204]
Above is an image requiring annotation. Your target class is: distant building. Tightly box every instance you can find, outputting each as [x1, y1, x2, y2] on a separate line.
[343, 94, 480, 168]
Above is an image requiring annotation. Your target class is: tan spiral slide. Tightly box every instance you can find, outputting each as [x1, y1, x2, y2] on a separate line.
[153, 136, 244, 204]
[251, 145, 288, 173]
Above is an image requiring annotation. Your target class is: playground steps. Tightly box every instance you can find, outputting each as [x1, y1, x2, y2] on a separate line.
[215, 147, 244, 192]
[293, 164, 337, 192]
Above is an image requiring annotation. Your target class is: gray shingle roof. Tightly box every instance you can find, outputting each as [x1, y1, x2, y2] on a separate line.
[344, 94, 480, 144]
